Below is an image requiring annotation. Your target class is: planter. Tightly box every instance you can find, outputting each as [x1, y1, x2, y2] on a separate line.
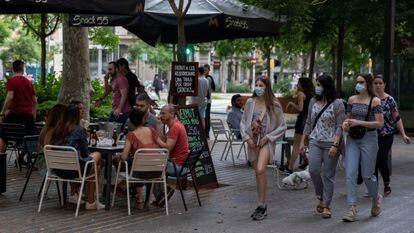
[277, 96, 298, 114]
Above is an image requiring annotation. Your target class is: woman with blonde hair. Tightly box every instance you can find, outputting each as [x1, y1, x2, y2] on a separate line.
[240, 76, 286, 221]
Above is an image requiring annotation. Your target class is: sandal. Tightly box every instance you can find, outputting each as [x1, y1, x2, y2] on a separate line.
[322, 207, 331, 219]
[316, 202, 324, 213]
[384, 185, 392, 197]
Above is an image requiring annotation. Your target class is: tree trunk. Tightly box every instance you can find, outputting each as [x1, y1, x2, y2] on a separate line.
[40, 13, 47, 85]
[58, 15, 91, 119]
[308, 39, 317, 80]
[336, 24, 346, 93]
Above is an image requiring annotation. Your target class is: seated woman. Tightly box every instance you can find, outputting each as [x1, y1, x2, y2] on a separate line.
[39, 104, 67, 149]
[120, 108, 160, 209]
[49, 104, 103, 210]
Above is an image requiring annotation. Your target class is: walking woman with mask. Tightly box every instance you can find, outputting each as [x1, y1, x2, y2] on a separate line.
[299, 75, 345, 219]
[373, 75, 411, 196]
[240, 76, 286, 221]
[342, 74, 384, 222]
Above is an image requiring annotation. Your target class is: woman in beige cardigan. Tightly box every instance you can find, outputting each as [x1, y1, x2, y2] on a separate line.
[240, 76, 287, 221]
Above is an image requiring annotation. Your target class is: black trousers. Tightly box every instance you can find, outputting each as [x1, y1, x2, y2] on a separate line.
[205, 102, 211, 138]
[4, 113, 36, 135]
[374, 135, 394, 185]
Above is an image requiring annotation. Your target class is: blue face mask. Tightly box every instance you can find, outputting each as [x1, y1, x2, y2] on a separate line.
[315, 86, 323, 95]
[254, 87, 265, 96]
[355, 83, 366, 93]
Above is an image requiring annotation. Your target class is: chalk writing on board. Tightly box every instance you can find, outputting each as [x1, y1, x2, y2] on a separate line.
[176, 105, 219, 188]
[171, 62, 198, 96]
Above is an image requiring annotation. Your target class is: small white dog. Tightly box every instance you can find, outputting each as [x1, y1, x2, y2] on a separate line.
[282, 168, 311, 187]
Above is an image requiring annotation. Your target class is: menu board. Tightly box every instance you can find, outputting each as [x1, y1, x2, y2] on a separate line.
[171, 62, 198, 96]
[177, 105, 218, 189]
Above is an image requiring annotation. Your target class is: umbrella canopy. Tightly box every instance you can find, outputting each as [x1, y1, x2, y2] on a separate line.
[126, 0, 282, 45]
[0, 0, 144, 15]
[68, 0, 282, 45]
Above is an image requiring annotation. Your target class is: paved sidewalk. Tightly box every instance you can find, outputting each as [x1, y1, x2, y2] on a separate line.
[1, 130, 413, 232]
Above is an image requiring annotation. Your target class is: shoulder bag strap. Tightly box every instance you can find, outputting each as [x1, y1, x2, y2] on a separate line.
[365, 96, 374, 121]
[312, 99, 336, 130]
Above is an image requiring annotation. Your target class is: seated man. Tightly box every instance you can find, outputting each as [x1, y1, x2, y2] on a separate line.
[227, 94, 243, 139]
[157, 105, 189, 174]
[155, 105, 189, 205]
[126, 94, 162, 134]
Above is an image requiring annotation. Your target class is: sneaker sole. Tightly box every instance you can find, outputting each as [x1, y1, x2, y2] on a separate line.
[252, 212, 267, 221]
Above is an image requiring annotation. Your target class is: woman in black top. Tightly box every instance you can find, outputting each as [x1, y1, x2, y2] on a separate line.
[286, 78, 314, 173]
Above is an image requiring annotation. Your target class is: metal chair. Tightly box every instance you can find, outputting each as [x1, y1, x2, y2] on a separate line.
[19, 135, 40, 201]
[38, 145, 100, 217]
[210, 119, 230, 159]
[221, 122, 247, 166]
[169, 148, 202, 211]
[112, 148, 169, 216]
[0, 123, 27, 170]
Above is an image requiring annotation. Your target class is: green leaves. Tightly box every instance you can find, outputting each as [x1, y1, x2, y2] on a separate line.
[128, 40, 173, 71]
[89, 27, 120, 50]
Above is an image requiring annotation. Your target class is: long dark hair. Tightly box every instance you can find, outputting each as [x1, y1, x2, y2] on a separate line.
[129, 108, 147, 127]
[39, 104, 67, 147]
[297, 77, 314, 96]
[252, 76, 281, 114]
[315, 74, 337, 102]
[117, 58, 131, 73]
[50, 104, 80, 145]
[357, 73, 376, 97]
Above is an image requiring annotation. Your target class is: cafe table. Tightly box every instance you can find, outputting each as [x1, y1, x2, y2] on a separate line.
[88, 144, 124, 210]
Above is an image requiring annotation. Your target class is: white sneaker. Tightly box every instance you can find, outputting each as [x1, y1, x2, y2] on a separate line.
[68, 193, 85, 204]
[85, 201, 105, 210]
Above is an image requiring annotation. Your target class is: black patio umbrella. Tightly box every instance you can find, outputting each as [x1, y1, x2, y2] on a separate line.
[68, 0, 282, 46]
[0, 0, 144, 15]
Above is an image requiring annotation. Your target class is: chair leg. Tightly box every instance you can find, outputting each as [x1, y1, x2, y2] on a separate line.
[210, 137, 217, 151]
[57, 181, 64, 207]
[191, 172, 202, 207]
[38, 175, 46, 198]
[174, 166, 187, 211]
[163, 178, 169, 215]
[111, 163, 122, 207]
[75, 179, 86, 217]
[126, 168, 131, 216]
[19, 154, 38, 201]
[38, 173, 49, 213]
[220, 142, 229, 161]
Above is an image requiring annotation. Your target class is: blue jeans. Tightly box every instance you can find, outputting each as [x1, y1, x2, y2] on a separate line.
[308, 139, 339, 207]
[345, 130, 379, 205]
[166, 161, 183, 176]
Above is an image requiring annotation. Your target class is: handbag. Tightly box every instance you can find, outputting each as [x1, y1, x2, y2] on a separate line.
[348, 97, 374, 140]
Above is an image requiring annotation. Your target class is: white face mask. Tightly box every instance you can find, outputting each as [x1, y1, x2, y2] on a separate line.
[355, 83, 366, 93]
[254, 87, 265, 96]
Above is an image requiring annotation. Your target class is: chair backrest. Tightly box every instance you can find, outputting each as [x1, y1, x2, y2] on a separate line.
[24, 135, 40, 155]
[210, 119, 226, 135]
[0, 123, 27, 143]
[131, 148, 169, 176]
[185, 147, 203, 169]
[43, 145, 81, 177]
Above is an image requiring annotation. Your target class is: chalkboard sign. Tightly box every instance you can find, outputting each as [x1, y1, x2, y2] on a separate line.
[171, 62, 198, 96]
[177, 105, 218, 189]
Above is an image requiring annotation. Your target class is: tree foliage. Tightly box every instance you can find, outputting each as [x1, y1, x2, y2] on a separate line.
[128, 40, 173, 71]
[89, 27, 120, 50]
